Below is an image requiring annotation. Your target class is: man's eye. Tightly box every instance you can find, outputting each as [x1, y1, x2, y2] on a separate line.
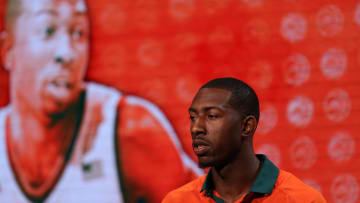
[208, 114, 218, 119]
[189, 115, 195, 121]
[45, 27, 55, 37]
[72, 28, 84, 40]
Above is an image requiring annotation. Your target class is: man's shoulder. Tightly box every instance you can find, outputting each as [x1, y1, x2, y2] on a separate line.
[274, 169, 326, 202]
[85, 82, 161, 116]
[162, 175, 206, 203]
[86, 82, 165, 113]
[85, 82, 122, 101]
[0, 105, 10, 119]
[170, 175, 206, 193]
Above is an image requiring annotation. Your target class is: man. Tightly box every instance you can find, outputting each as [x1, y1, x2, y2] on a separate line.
[162, 77, 326, 203]
[0, 0, 201, 202]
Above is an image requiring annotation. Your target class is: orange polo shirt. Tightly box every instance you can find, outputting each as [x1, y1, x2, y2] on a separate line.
[162, 154, 327, 203]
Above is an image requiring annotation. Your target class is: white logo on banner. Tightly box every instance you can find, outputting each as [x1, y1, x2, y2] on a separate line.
[290, 136, 317, 170]
[257, 104, 278, 134]
[138, 41, 164, 67]
[256, 143, 281, 166]
[176, 76, 200, 103]
[280, 13, 307, 43]
[248, 61, 273, 91]
[287, 96, 314, 127]
[320, 48, 347, 79]
[283, 53, 311, 86]
[323, 88, 351, 122]
[303, 179, 322, 193]
[316, 5, 344, 37]
[169, 0, 195, 21]
[328, 131, 355, 163]
[331, 174, 359, 203]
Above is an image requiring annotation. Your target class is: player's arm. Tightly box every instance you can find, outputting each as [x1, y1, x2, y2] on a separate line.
[116, 95, 202, 203]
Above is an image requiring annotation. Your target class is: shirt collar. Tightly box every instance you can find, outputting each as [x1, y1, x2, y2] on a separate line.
[200, 169, 213, 196]
[249, 154, 279, 194]
[200, 154, 279, 197]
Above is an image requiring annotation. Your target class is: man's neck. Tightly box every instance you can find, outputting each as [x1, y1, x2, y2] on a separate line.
[211, 153, 261, 203]
[6, 103, 81, 196]
[9, 105, 77, 149]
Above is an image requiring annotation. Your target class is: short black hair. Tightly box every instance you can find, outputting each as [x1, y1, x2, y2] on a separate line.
[201, 77, 260, 122]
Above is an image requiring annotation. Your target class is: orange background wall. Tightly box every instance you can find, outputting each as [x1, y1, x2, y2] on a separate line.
[1, 0, 360, 202]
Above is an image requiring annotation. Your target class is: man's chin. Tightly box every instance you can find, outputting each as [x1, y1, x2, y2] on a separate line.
[197, 158, 213, 169]
[198, 164, 211, 169]
[41, 89, 81, 115]
[41, 99, 75, 118]
[43, 105, 68, 119]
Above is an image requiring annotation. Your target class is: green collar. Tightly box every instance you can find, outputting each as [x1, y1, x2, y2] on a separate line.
[249, 154, 279, 194]
[200, 154, 279, 201]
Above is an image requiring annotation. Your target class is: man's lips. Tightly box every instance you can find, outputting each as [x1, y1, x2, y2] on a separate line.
[43, 76, 76, 102]
[192, 139, 211, 156]
[50, 76, 74, 89]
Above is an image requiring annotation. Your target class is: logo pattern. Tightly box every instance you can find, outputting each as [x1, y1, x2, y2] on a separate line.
[290, 136, 317, 170]
[287, 96, 314, 127]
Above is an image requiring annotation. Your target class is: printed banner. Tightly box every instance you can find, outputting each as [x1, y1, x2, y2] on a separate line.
[0, 0, 359, 202]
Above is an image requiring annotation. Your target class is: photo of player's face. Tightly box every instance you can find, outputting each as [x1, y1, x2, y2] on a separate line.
[0, 1, 202, 202]
[5, 0, 89, 115]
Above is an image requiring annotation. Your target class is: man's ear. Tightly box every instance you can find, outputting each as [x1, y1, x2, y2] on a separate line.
[241, 115, 257, 137]
[1, 31, 14, 71]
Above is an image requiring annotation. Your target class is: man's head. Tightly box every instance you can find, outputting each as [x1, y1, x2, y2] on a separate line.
[200, 77, 260, 122]
[189, 77, 260, 168]
[2, 0, 89, 116]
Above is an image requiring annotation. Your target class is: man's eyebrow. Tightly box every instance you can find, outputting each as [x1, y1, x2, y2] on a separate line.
[35, 9, 57, 16]
[203, 106, 222, 112]
[34, 9, 87, 17]
[189, 106, 222, 113]
[188, 107, 196, 113]
[74, 10, 88, 16]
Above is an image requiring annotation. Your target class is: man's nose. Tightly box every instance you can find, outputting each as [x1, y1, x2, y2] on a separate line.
[191, 116, 206, 138]
[54, 34, 76, 67]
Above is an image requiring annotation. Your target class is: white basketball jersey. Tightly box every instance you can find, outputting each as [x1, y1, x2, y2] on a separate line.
[0, 83, 125, 203]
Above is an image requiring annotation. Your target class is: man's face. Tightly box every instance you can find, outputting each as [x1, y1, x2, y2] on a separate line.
[189, 88, 244, 168]
[6, 0, 89, 115]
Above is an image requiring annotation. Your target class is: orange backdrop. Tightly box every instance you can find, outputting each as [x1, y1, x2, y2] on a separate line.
[1, 0, 360, 202]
